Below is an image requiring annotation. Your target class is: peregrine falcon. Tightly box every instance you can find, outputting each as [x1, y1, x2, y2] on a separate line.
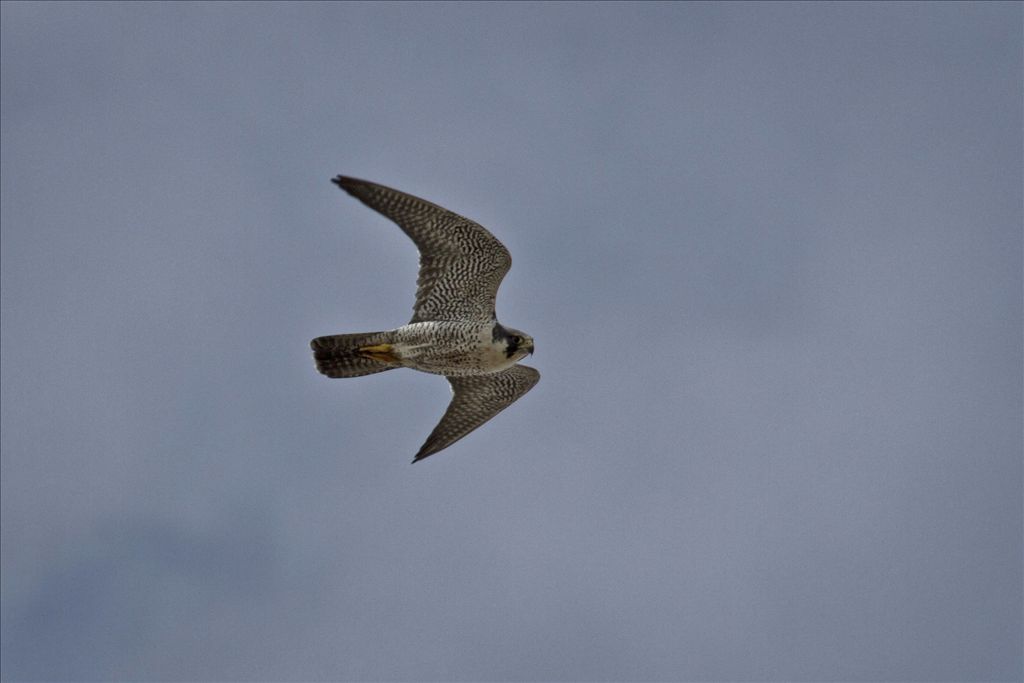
[311, 176, 540, 462]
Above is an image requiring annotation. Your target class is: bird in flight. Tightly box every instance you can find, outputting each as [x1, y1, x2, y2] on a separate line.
[311, 176, 540, 462]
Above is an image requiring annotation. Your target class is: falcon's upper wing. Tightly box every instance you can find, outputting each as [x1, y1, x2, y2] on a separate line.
[414, 364, 540, 462]
[332, 176, 512, 324]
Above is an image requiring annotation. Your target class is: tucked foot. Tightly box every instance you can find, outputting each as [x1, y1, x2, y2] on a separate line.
[358, 343, 399, 363]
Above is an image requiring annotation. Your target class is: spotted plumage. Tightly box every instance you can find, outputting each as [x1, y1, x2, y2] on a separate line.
[311, 176, 540, 462]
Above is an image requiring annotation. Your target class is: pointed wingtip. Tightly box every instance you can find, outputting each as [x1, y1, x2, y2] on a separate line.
[332, 174, 369, 189]
[331, 175, 353, 192]
[332, 175, 379, 202]
[412, 447, 437, 464]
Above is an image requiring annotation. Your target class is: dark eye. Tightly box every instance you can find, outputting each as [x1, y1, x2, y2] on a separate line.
[511, 335, 522, 345]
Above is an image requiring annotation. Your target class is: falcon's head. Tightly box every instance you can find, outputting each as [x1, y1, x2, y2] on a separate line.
[500, 327, 535, 362]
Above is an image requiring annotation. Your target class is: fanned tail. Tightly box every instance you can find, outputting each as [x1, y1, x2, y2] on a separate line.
[310, 332, 398, 378]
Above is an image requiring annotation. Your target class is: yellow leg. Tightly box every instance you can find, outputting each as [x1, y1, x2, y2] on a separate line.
[358, 343, 398, 363]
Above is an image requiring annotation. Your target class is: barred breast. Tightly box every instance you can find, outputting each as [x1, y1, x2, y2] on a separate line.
[390, 321, 508, 376]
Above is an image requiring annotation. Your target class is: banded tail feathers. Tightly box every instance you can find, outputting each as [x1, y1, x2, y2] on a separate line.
[311, 332, 398, 378]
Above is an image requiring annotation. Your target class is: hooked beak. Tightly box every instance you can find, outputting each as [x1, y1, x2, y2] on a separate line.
[527, 343, 535, 355]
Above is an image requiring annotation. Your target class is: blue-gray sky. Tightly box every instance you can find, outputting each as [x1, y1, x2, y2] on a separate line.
[1, 2, 1021, 681]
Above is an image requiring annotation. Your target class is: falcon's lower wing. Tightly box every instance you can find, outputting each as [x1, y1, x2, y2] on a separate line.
[414, 365, 540, 462]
